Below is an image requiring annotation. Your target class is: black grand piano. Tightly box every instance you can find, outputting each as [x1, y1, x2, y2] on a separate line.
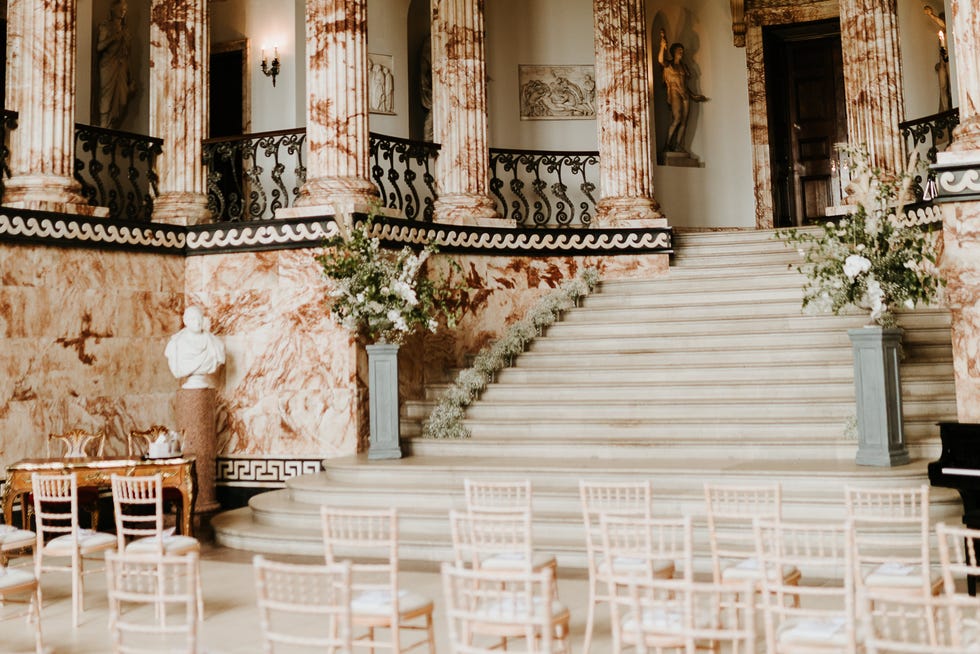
[929, 422, 980, 593]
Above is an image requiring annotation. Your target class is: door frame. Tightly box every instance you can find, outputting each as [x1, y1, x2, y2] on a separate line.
[744, 1, 838, 228]
[210, 39, 251, 136]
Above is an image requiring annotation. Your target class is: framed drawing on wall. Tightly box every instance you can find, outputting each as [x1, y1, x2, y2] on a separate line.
[518, 64, 596, 120]
[368, 53, 395, 115]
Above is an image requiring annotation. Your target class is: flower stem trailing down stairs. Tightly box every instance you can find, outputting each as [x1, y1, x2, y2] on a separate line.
[421, 268, 601, 440]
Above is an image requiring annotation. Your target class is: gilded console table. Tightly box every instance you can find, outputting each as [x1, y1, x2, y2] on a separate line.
[1, 455, 197, 536]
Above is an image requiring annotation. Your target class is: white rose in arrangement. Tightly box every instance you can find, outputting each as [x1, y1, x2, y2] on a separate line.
[843, 254, 871, 280]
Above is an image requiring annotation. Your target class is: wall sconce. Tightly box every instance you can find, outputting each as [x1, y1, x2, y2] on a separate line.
[261, 45, 280, 87]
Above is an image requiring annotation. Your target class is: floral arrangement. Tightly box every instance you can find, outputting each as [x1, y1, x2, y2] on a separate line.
[778, 147, 943, 327]
[316, 214, 461, 344]
[422, 268, 601, 439]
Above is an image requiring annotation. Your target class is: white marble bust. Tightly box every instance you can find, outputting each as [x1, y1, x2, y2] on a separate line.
[165, 306, 226, 389]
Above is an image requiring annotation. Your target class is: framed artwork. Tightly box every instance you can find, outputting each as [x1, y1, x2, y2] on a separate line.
[368, 53, 395, 115]
[518, 64, 596, 120]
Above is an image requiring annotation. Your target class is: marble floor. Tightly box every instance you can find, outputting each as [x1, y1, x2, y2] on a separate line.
[0, 544, 614, 653]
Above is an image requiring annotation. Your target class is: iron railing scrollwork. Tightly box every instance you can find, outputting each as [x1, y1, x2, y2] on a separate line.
[74, 124, 163, 222]
[370, 134, 439, 221]
[900, 108, 959, 201]
[489, 148, 599, 228]
[202, 128, 307, 223]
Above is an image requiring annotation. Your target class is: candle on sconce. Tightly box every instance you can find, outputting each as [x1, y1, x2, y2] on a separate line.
[939, 30, 945, 49]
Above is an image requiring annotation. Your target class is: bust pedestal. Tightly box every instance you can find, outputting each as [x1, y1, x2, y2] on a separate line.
[175, 388, 220, 514]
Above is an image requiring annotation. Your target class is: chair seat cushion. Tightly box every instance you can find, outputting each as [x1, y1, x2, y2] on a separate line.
[44, 529, 116, 554]
[350, 589, 433, 616]
[0, 567, 37, 591]
[477, 595, 569, 622]
[0, 525, 36, 551]
[722, 557, 799, 582]
[622, 607, 684, 634]
[777, 616, 849, 647]
[480, 551, 556, 571]
[599, 555, 674, 578]
[863, 563, 942, 589]
[126, 535, 200, 555]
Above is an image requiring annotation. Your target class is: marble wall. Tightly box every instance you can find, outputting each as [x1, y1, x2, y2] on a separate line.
[0, 240, 668, 471]
[0, 243, 183, 472]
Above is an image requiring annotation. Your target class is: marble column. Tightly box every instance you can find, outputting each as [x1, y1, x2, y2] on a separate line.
[430, 0, 499, 225]
[592, 0, 663, 226]
[2, 0, 105, 215]
[934, 1, 980, 423]
[149, 0, 211, 226]
[947, 0, 980, 151]
[289, 0, 378, 215]
[838, 0, 905, 173]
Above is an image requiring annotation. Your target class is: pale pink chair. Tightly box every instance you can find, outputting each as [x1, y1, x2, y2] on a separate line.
[32, 472, 117, 626]
[862, 588, 980, 653]
[937, 522, 980, 595]
[0, 564, 44, 653]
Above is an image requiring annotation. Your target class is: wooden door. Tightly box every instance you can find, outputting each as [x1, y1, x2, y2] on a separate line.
[765, 22, 847, 227]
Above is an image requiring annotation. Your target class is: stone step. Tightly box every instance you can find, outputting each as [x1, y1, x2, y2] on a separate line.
[473, 378, 953, 403]
[405, 437, 942, 462]
[486, 361, 952, 385]
[512, 343, 953, 367]
[452, 417, 950, 443]
[580, 285, 805, 308]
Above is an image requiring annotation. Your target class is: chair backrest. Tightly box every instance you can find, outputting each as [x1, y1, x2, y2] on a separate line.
[862, 589, 980, 653]
[31, 472, 80, 542]
[937, 522, 980, 595]
[449, 508, 535, 571]
[320, 506, 399, 610]
[613, 576, 756, 654]
[253, 555, 353, 653]
[47, 429, 106, 458]
[105, 550, 200, 653]
[128, 426, 172, 457]
[704, 482, 781, 582]
[111, 474, 165, 551]
[754, 518, 857, 654]
[599, 514, 694, 582]
[441, 562, 560, 653]
[579, 480, 652, 560]
[845, 485, 932, 589]
[464, 479, 532, 513]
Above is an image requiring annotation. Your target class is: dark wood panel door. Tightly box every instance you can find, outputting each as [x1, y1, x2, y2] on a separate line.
[765, 21, 847, 227]
[787, 37, 845, 224]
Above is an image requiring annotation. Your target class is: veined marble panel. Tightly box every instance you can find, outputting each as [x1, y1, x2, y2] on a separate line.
[0, 244, 184, 472]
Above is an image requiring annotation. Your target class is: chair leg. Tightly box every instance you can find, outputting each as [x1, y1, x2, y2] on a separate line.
[427, 612, 436, 654]
[73, 552, 82, 627]
[583, 574, 597, 654]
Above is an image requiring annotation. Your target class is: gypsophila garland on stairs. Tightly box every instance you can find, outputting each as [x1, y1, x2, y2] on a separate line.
[421, 268, 601, 440]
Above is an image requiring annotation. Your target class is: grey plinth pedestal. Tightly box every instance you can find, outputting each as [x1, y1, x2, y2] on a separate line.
[848, 327, 910, 467]
[367, 343, 403, 460]
[175, 387, 221, 513]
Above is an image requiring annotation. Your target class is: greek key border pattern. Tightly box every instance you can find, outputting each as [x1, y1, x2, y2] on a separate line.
[215, 457, 323, 488]
[0, 207, 673, 257]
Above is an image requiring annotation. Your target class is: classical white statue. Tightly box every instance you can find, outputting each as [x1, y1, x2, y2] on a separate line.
[165, 306, 226, 389]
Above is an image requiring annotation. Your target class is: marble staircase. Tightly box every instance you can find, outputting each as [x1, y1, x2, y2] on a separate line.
[213, 229, 961, 567]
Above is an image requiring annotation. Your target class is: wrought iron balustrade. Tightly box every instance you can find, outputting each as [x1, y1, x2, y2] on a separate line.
[900, 108, 959, 201]
[74, 124, 163, 222]
[203, 128, 307, 222]
[203, 130, 440, 223]
[489, 148, 599, 227]
[370, 134, 439, 221]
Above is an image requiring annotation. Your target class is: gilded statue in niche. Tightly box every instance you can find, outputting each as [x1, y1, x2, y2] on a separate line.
[923, 4, 952, 113]
[657, 28, 707, 165]
[96, 0, 136, 129]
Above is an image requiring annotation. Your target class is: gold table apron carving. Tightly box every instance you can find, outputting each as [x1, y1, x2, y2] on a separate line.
[1, 456, 197, 537]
